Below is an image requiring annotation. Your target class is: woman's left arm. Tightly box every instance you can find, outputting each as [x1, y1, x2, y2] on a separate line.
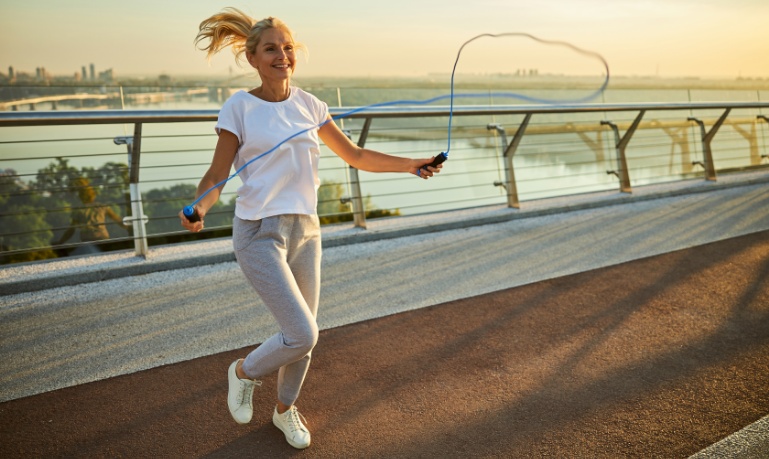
[105, 207, 129, 230]
[318, 117, 442, 179]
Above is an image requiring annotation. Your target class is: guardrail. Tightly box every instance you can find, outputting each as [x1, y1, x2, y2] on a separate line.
[1, 101, 768, 263]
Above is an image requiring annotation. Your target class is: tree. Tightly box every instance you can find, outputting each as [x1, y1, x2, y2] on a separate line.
[0, 169, 56, 263]
[317, 180, 400, 225]
[318, 181, 352, 224]
[143, 183, 234, 235]
[31, 158, 130, 245]
[0, 158, 132, 264]
[34, 158, 130, 248]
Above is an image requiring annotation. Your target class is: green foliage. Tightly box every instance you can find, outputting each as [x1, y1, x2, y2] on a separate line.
[0, 171, 57, 263]
[0, 205, 56, 264]
[32, 158, 131, 244]
[317, 180, 400, 225]
[0, 158, 131, 264]
[318, 181, 352, 223]
[143, 183, 234, 235]
[1, 163, 397, 265]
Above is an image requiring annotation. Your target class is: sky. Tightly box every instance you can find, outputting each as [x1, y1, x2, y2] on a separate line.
[1, 0, 768, 80]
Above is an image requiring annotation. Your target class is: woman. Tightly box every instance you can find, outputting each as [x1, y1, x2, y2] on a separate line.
[56, 177, 128, 255]
[180, 8, 442, 450]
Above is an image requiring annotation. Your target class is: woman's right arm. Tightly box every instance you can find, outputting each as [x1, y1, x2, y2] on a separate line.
[179, 129, 240, 232]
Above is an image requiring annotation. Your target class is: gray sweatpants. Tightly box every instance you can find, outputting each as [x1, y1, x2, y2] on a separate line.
[233, 214, 321, 407]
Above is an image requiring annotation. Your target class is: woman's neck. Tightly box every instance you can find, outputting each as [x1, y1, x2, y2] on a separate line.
[251, 81, 291, 102]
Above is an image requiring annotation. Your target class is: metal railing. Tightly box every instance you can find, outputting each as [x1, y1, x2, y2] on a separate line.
[1, 100, 768, 263]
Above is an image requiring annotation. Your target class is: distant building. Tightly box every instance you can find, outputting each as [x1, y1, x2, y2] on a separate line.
[82, 66, 87, 80]
[98, 68, 115, 83]
[33, 67, 51, 81]
[8, 66, 14, 80]
[89, 63, 95, 81]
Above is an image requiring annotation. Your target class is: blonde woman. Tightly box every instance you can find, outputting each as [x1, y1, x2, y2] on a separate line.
[56, 177, 128, 255]
[181, 8, 442, 450]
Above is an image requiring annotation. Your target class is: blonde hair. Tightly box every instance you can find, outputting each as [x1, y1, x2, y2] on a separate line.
[71, 177, 96, 202]
[195, 8, 303, 66]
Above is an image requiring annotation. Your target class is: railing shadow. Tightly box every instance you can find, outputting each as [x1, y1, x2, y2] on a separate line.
[301, 230, 769, 457]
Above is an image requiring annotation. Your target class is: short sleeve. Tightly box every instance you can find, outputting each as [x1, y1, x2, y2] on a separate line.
[316, 97, 329, 124]
[293, 88, 329, 125]
[311, 94, 329, 124]
[215, 92, 244, 142]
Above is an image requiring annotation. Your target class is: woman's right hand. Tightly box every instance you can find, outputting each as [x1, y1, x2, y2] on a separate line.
[179, 207, 206, 233]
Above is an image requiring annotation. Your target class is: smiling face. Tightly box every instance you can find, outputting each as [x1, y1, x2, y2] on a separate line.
[247, 27, 296, 84]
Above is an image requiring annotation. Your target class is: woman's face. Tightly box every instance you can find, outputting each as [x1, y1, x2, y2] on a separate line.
[248, 28, 296, 83]
[78, 186, 96, 203]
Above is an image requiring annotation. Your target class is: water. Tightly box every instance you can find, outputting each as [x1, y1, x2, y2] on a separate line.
[2, 85, 768, 222]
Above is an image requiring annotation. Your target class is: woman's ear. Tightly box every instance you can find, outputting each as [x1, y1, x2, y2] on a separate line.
[246, 51, 258, 70]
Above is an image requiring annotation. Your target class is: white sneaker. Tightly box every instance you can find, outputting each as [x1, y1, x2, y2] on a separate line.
[227, 359, 261, 424]
[272, 405, 311, 449]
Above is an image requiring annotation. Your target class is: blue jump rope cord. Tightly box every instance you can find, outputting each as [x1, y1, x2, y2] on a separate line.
[186, 32, 610, 210]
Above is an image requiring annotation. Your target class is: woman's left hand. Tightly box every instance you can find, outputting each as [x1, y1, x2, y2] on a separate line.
[179, 207, 206, 233]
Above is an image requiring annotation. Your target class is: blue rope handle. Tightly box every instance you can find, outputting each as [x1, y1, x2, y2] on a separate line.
[184, 32, 610, 217]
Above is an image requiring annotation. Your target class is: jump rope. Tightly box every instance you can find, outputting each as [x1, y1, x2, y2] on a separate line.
[182, 32, 610, 222]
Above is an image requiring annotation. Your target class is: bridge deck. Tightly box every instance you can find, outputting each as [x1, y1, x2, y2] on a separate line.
[1, 171, 768, 457]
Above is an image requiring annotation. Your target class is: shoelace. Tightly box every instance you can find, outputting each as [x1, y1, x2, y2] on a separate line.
[238, 379, 262, 407]
[285, 406, 309, 433]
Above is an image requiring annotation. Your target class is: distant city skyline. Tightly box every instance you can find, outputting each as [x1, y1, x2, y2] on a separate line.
[2, 0, 768, 81]
[5, 62, 116, 82]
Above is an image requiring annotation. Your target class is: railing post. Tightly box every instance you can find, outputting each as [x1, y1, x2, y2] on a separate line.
[341, 118, 371, 229]
[601, 110, 645, 193]
[759, 115, 769, 161]
[687, 108, 731, 181]
[730, 120, 761, 166]
[114, 123, 149, 257]
[488, 114, 531, 209]
[660, 126, 694, 174]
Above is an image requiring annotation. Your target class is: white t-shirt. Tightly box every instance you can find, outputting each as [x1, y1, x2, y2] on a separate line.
[215, 88, 329, 221]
